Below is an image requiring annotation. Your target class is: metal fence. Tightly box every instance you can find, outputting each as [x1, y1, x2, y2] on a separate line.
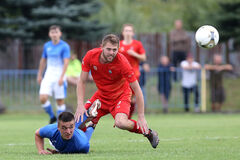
[0, 70, 39, 110]
[0, 69, 203, 112]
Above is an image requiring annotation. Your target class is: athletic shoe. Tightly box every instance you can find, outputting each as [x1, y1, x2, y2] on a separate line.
[86, 121, 97, 129]
[49, 116, 57, 124]
[87, 99, 101, 117]
[145, 129, 159, 148]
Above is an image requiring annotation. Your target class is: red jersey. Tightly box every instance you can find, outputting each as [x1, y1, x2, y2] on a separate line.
[119, 40, 146, 79]
[82, 48, 137, 100]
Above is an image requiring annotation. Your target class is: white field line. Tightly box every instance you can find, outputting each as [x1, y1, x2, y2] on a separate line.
[2, 136, 240, 146]
[3, 143, 34, 146]
[128, 136, 240, 142]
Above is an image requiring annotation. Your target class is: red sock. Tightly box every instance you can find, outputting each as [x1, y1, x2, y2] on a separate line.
[129, 119, 143, 134]
[128, 102, 135, 119]
[81, 126, 87, 132]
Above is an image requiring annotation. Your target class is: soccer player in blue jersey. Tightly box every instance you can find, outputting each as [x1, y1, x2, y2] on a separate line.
[37, 25, 70, 124]
[35, 100, 101, 154]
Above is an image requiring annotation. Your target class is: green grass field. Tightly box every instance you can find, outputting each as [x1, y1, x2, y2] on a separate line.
[1, 113, 240, 160]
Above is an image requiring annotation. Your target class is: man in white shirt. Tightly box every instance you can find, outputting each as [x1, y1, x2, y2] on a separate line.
[180, 54, 201, 112]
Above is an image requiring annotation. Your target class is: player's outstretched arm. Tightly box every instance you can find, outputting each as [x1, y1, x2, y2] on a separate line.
[75, 71, 89, 123]
[130, 80, 149, 134]
[35, 129, 52, 155]
[37, 58, 46, 84]
[204, 64, 215, 70]
[222, 64, 233, 71]
[127, 50, 146, 61]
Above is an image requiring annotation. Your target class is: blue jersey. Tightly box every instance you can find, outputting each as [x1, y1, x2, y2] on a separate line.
[39, 123, 90, 153]
[42, 40, 70, 80]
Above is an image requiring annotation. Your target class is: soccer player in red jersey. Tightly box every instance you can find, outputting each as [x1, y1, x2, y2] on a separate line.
[75, 34, 159, 148]
[119, 24, 147, 117]
[119, 24, 146, 80]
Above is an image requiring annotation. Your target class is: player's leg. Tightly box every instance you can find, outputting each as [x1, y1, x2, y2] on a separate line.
[54, 81, 67, 117]
[182, 87, 189, 112]
[210, 88, 216, 112]
[79, 92, 108, 131]
[56, 99, 66, 117]
[114, 113, 159, 148]
[172, 51, 178, 81]
[129, 96, 136, 119]
[194, 85, 200, 112]
[112, 99, 159, 148]
[39, 79, 56, 123]
[75, 99, 101, 129]
[85, 126, 94, 141]
[160, 94, 168, 113]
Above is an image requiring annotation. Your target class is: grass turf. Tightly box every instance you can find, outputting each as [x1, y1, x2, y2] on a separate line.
[0, 113, 240, 160]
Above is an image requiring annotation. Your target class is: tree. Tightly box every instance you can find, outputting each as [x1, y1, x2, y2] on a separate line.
[215, 1, 240, 48]
[0, 0, 108, 42]
[94, 0, 148, 34]
[0, 0, 108, 69]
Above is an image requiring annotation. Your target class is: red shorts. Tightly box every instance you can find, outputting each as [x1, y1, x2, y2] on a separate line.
[85, 90, 132, 125]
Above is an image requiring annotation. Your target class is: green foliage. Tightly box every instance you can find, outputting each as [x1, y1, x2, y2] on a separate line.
[180, 0, 222, 31]
[214, 0, 240, 47]
[96, 0, 228, 33]
[0, 0, 108, 41]
[94, 0, 148, 34]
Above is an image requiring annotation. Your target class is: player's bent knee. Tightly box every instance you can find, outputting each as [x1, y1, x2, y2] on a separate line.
[39, 95, 48, 104]
[56, 99, 64, 105]
[114, 119, 128, 130]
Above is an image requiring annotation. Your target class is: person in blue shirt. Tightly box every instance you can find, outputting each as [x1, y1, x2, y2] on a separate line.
[35, 99, 101, 154]
[157, 56, 174, 113]
[37, 25, 71, 124]
[139, 62, 150, 108]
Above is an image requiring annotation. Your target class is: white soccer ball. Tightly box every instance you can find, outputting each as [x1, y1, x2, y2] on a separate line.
[195, 25, 219, 49]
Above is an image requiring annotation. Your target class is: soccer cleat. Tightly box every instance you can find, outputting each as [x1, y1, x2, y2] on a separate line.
[86, 121, 97, 129]
[145, 129, 159, 149]
[87, 99, 101, 117]
[49, 116, 57, 124]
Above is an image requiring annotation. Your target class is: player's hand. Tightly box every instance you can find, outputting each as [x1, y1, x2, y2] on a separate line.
[38, 149, 52, 155]
[127, 50, 137, 57]
[75, 104, 88, 123]
[137, 116, 149, 135]
[47, 148, 59, 154]
[58, 77, 64, 86]
[37, 75, 42, 85]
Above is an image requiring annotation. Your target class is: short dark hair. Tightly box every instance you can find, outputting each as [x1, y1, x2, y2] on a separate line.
[49, 25, 61, 31]
[102, 34, 119, 47]
[122, 23, 135, 32]
[58, 112, 74, 122]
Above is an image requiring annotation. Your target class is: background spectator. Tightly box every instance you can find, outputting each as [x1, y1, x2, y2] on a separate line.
[139, 62, 150, 108]
[205, 54, 233, 112]
[169, 19, 191, 81]
[180, 54, 201, 112]
[157, 56, 174, 113]
[66, 53, 82, 86]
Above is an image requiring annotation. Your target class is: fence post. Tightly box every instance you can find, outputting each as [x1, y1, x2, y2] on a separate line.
[201, 68, 207, 112]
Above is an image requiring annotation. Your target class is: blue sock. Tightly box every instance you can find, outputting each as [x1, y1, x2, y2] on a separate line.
[57, 104, 66, 117]
[75, 113, 88, 128]
[85, 127, 94, 141]
[42, 101, 55, 119]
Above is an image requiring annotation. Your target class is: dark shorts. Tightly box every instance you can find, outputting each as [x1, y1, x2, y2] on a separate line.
[211, 87, 225, 103]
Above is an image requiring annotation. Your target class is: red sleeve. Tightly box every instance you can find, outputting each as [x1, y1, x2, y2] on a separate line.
[138, 41, 146, 55]
[120, 55, 137, 83]
[82, 51, 91, 72]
